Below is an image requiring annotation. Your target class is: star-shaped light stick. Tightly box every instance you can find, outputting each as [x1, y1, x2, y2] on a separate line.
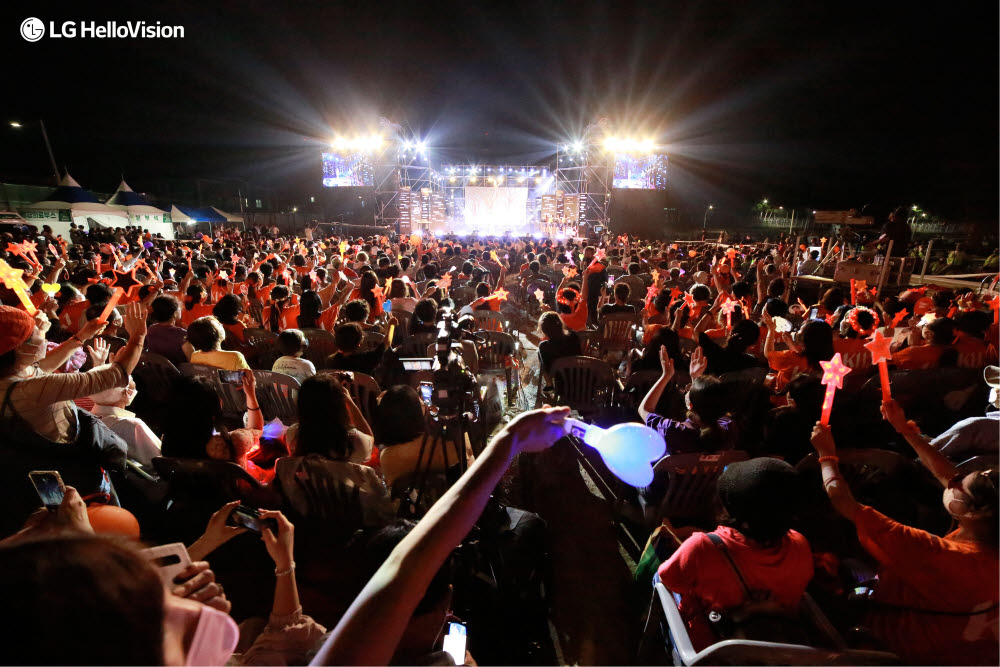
[865, 330, 893, 402]
[720, 297, 738, 330]
[0, 259, 37, 315]
[533, 288, 544, 303]
[890, 309, 908, 328]
[819, 352, 852, 425]
[486, 287, 509, 302]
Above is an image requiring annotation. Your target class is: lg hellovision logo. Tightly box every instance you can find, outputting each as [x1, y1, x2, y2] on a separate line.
[20, 17, 185, 41]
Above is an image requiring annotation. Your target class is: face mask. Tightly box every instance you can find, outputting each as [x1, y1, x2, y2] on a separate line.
[185, 605, 239, 667]
[942, 487, 990, 520]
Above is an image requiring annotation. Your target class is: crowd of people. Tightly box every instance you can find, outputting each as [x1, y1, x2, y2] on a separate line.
[0, 218, 996, 665]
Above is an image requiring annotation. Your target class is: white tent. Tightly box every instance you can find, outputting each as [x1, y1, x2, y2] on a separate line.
[211, 207, 244, 225]
[105, 180, 174, 239]
[21, 173, 128, 241]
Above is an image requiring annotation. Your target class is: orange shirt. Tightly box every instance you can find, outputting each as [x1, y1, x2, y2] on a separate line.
[833, 337, 872, 372]
[60, 300, 90, 333]
[180, 302, 215, 328]
[222, 322, 246, 342]
[893, 343, 945, 370]
[953, 334, 995, 369]
[854, 505, 999, 665]
[261, 303, 301, 331]
[768, 349, 810, 390]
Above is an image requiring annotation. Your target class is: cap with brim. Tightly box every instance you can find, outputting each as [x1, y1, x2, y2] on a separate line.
[985, 366, 999, 388]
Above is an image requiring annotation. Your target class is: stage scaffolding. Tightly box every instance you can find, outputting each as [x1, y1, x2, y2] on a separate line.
[372, 118, 442, 233]
[553, 118, 613, 235]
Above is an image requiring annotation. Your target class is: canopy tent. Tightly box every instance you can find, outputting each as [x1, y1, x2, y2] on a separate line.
[169, 205, 227, 224]
[105, 180, 174, 240]
[20, 174, 127, 241]
[211, 206, 244, 225]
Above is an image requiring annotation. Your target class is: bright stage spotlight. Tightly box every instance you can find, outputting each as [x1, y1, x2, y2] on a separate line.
[572, 141, 584, 153]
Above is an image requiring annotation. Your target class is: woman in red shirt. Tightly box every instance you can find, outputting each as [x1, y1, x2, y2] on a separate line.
[812, 401, 998, 665]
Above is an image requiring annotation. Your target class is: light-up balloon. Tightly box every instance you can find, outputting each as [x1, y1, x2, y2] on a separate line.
[562, 418, 665, 487]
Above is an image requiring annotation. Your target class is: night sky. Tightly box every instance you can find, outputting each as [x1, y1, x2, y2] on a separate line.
[3, 0, 996, 220]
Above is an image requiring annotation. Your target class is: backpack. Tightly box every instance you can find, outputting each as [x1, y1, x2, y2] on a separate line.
[705, 533, 813, 645]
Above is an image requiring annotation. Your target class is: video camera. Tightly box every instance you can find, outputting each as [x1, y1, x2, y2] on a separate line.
[430, 308, 480, 417]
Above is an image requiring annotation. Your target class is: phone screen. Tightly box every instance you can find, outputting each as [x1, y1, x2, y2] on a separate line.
[442, 622, 467, 665]
[228, 505, 262, 532]
[419, 382, 434, 406]
[218, 369, 244, 385]
[29, 471, 65, 509]
[807, 307, 820, 320]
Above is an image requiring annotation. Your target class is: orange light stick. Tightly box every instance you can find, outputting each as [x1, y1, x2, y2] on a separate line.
[0, 259, 37, 315]
[98, 288, 125, 323]
[819, 353, 852, 425]
[865, 331, 893, 402]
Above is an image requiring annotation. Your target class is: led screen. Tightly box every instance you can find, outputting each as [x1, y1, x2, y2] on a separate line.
[322, 152, 374, 187]
[612, 153, 668, 189]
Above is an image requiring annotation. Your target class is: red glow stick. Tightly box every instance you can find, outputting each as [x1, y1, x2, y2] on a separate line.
[0, 259, 37, 315]
[98, 288, 124, 324]
[990, 295, 1000, 324]
[864, 330, 893, 402]
[720, 297, 738, 330]
[850, 279, 857, 305]
[819, 353, 852, 425]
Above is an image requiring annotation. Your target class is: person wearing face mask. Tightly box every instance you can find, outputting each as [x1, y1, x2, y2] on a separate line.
[0, 533, 240, 666]
[811, 402, 999, 666]
[88, 377, 161, 467]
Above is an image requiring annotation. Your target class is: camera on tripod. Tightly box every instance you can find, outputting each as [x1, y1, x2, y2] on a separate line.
[429, 308, 479, 418]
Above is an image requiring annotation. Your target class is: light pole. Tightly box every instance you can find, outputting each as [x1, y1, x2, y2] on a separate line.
[702, 204, 714, 240]
[10, 119, 60, 185]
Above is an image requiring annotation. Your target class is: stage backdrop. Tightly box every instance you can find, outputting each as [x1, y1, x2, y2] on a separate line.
[463, 186, 528, 232]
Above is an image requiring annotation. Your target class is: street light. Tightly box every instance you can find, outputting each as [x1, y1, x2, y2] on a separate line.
[9, 118, 60, 185]
[702, 204, 714, 238]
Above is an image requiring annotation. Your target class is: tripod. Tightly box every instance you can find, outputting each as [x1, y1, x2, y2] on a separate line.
[402, 403, 476, 517]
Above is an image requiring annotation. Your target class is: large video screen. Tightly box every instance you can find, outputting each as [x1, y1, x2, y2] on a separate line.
[612, 153, 668, 189]
[322, 152, 374, 187]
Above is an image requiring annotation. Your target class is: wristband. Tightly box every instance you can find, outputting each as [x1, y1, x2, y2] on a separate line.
[247, 406, 261, 412]
[817, 455, 839, 464]
[823, 476, 845, 490]
[899, 421, 921, 436]
[275, 562, 295, 577]
[71, 335, 84, 345]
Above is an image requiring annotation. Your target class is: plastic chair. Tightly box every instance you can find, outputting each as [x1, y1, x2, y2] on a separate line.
[342, 371, 381, 427]
[300, 328, 338, 370]
[595, 312, 639, 369]
[243, 327, 280, 370]
[653, 575, 899, 666]
[391, 311, 412, 344]
[956, 454, 1000, 474]
[550, 356, 620, 417]
[646, 450, 750, 526]
[395, 333, 437, 358]
[475, 330, 519, 407]
[133, 352, 181, 403]
[179, 362, 247, 416]
[450, 286, 476, 308]
[472, 310, 508, 333]
[620, 369, 662, 411]
[362, 331, 385, 353]
[252, 370, 301, 424]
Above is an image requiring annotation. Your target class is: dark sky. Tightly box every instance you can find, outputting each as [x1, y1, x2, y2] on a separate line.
[3, 0, 997, 219]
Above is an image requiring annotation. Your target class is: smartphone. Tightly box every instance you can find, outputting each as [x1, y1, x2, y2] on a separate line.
[606, 276, 614, 286]
[226, 504, 278, 534]
[807, 306, 820, 321]
[29, 470, 65, 510]
[442, 622, 467, 665]
[141, 543, 192, 586]
[218, 369, 245, 385]
[419, 381, 434, 406]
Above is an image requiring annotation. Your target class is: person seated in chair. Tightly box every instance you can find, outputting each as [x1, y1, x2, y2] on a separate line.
[88, 377, 161, 467]
[599, 282, 637, 318]
[183, 316, 250, 371]
[656, 458, 814, 651]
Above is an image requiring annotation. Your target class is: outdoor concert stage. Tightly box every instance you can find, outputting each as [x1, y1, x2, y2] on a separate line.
[321, 118, 668, 237]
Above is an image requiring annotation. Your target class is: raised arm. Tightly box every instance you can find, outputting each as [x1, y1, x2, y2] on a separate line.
[880, 399, 958, 487]
[810, 422, 861, 521]
[638, 347, 675, 422]
[310, 407, 570, 666]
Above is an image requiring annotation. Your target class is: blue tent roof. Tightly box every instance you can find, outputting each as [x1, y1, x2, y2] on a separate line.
[173, 205, 227, 223]
[39, 174, 100, 204]
[107, 181, 157, 207]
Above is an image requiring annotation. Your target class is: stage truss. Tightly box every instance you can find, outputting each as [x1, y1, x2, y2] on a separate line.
[369, 117, 617, 237]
